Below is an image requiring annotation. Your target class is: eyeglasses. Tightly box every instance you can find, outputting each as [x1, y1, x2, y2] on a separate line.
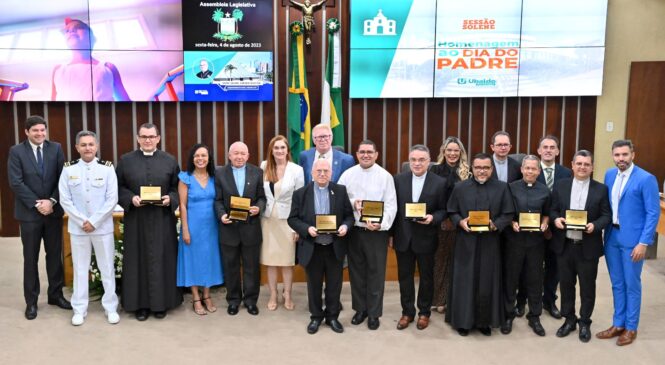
[492, 143, 510, 148]
[357, 150, 376, 155]
[138, 135, 159, 141]
[473, 166, 491, 171]
[313, 135, 332, 141]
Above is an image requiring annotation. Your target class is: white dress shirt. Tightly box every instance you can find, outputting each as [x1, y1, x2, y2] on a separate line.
[567, 177, 590, 240]
[338, 163, 398, 230]
[611, 163, 634, 225]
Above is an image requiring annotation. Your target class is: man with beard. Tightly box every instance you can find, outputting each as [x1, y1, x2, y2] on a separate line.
[446, 153, 514, 336]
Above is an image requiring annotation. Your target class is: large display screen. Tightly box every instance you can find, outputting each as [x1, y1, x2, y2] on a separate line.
[350, 0, 608, 98]
[0, 0, 274, 102]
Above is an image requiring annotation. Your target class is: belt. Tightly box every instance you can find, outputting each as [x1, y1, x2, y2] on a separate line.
[566, 238, 582, 245]
[612, 224, 620, 230]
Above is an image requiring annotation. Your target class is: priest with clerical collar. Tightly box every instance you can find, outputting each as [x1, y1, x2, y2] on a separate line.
[446, 152, 514, 337]
[116, 122, 182, 321]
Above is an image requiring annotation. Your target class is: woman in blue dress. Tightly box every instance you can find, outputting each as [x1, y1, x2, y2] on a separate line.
[177, 144, 223, 315]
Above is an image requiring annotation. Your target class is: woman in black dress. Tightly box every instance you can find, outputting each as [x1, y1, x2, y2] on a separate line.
[430, 136, 470, 313]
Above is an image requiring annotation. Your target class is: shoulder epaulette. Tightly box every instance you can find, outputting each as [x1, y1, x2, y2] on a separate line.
[98, 159, 114, 167]
[64, 159, 80, 167]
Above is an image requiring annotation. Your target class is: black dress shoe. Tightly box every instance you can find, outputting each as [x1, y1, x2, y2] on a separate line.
[48, 296, 72, 310]
[528, 319, 546, 336]
[25, 304, 38, 320]
[153, 311, 166, 319]
[227, 304, 239, 315]
[246, 304, 259, 315]
[367, 317, 380, 330]
[135, 309, 149, 321]
[325, 318, 344, 333]
[579, 324, 591, 343]
[351, 311, 367, 325]
[457, 328, 469, 336]
[478, 327, 492, 336]
[556, 321, 577, 337]
[501, 318, 513, 335]
[307, 319, 322, 334]
[544, 303, 563, 319]
[514, 303, 525, 318]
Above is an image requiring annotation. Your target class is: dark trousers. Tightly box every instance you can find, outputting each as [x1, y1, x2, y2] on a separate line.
[20, 217, 64, 305]
[305, 244, 343, 321]
[557, 240, 598, 325]
[503, 241, 545, 320]
[348, 228, 389, 318]
[396, 248, 434, 318]
[220, 242, 261, 306]
[542, 242, 560, 305]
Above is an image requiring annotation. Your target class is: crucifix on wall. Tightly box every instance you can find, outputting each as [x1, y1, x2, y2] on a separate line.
[288, 0, 327, 45]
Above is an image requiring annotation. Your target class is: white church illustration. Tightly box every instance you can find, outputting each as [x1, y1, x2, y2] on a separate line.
[363, 9, 396, 36]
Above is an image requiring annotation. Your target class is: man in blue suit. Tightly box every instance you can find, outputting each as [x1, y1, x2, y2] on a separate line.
[596, 140, 660, 346]
[299, 124, 354, 183]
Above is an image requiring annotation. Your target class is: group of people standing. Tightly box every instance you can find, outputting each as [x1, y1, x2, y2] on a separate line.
[8, 117, 659, 347]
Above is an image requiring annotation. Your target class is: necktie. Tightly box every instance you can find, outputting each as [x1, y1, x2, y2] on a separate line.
[545, 167, 554, 190]
[612, 173, 625, 224]
[36, 146, 44, 175]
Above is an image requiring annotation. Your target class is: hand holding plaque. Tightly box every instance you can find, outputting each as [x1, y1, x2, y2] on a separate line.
[468, 210, 490, 232]
[316, 214, 338, 234]
[229, 196, 251, 222]
[140, 186, 163, 205]
[405, 203, 426, 221]
[565, 210, 587, 231]
[519, 212, 541, 232]
[360, 200, 384, 224]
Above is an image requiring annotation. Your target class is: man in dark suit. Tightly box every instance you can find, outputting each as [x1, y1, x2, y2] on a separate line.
[288, 159, 354, 334]
[8, 115, 71, 320]
[490, 131, 522, 183]
[550, 150, 611, 343]
[391, 145, 447, 331]
[299, 124, 354, 183]
[214, 141, 266, 316]
[536, 135, 572, 319]
[597, 140, 660, 346]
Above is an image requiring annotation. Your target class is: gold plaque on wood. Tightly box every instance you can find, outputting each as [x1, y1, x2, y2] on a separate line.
[229, 196, 251, 222]
[469, 210, 490, 232]
[565, 210, 587, 231]
[519, 212, 541, 232]
[316, 214, 338, 234]
[405, 203, 426, 221]
[361, 200, 384, 224]
[140, 186, 162, 204]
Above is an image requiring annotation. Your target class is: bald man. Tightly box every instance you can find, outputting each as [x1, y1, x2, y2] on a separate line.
[215, 142, 266, 316]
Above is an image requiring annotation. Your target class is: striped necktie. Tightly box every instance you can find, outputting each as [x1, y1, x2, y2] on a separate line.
[545, 167, 554, 190]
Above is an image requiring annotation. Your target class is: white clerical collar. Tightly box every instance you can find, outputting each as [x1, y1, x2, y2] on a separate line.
[361, 164, 377, 172]
[573, 177, 590, 185]
[141, 149, 155, 156]
[493, 155, 507, 164]
[413, 172, 427, 180]
[316, 183, 329, 190]
[474, 177, 487, 185]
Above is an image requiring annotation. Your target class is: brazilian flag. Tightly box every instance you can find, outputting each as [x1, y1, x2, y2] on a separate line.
[287, 21, 311, 163]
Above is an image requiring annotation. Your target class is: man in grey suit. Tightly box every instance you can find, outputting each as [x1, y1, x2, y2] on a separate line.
[215, 141, 266, 316]
[8, 115, 71, 320]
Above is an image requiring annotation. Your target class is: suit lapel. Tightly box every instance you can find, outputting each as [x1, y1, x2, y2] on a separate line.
[224, 166, 240, 196]
[418, 173, 431, 203]
[619, 167, 638, 203]
[406, 173, 414, 203]
[584, 181, 595, 211]
[23, 141, 41, 176]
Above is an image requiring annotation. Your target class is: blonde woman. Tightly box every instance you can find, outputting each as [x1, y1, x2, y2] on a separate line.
[430, 137, 470, 313]
[260, 135, 305, 310]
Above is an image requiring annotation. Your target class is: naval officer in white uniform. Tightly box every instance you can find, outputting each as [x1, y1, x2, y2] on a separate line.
[58, 130, 119, 326]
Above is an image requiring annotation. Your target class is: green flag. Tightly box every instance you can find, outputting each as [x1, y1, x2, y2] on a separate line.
[287, 21, 311, 163]
[321, 18, 345, 148]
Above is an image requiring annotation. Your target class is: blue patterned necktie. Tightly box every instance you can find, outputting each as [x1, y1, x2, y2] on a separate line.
[36, 146, 44, 175]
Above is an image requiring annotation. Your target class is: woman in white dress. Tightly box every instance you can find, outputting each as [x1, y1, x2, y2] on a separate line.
[260, 135, 305, 311]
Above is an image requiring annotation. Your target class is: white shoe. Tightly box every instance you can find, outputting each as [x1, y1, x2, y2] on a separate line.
[71, 313, 85, 326]
[106, 311, 120, 324]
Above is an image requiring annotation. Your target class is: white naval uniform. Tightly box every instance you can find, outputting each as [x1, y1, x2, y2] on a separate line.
[58, 157, 119, 317]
